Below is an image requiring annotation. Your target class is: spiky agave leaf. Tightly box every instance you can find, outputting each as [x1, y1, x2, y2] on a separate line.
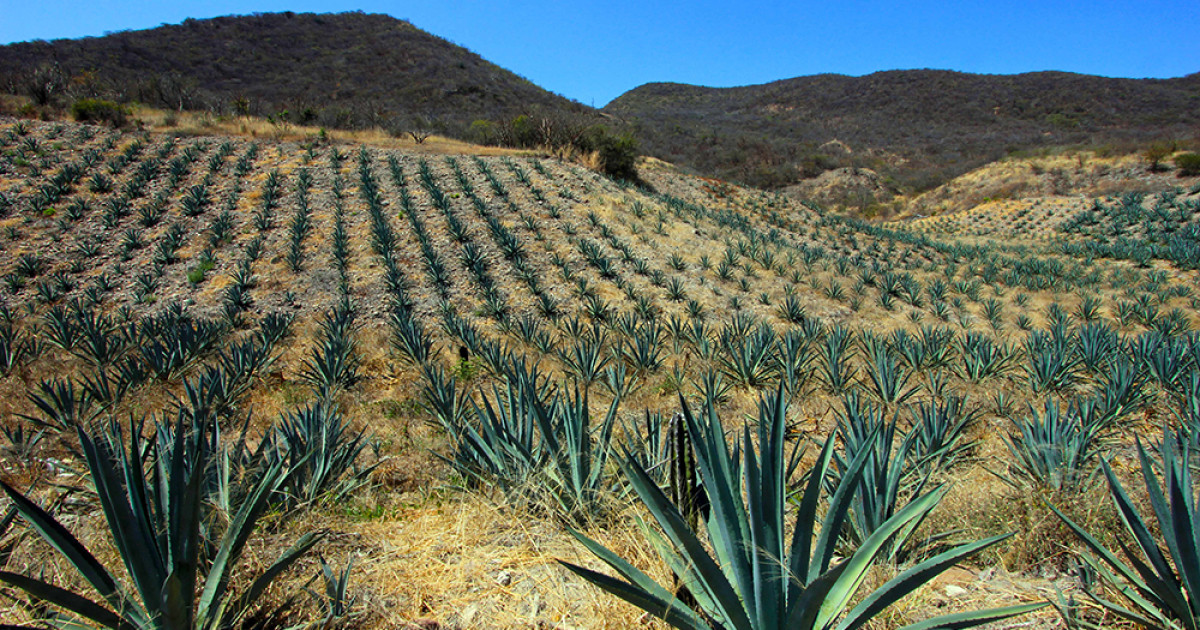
[0, 414, 323, 630]
[1051, 433, 1200, 630]
[561, 385, 1046, 630]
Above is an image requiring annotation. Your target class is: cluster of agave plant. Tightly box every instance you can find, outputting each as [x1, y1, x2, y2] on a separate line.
[1060, 188, 1200, 269]
[0, 305, 375, 628]
[561, 387, 1052, 629]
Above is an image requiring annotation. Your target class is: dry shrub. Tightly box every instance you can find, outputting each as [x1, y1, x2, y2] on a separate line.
[935, 475, 1121, 577]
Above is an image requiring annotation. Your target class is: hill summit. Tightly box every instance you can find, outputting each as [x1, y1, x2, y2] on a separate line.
[0, 11, 592, 134]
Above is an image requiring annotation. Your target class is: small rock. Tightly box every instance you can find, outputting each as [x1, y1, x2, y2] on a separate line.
[496, 571, 513, 587]
[944, 585, 969, 598]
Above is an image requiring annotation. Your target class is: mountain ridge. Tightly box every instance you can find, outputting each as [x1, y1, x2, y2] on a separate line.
[604, 68, 1200, 192]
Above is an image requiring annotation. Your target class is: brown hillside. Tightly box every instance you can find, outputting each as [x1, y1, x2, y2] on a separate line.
[0, 12, 594, 134]
[605, 69, 1200, 192]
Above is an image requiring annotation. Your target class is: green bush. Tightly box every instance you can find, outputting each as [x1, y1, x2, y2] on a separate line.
[71, 98, 129, 127]
[582, 125, 639, 181]
[468, 119, 497, 145]
[1175, 152, 1200, 176]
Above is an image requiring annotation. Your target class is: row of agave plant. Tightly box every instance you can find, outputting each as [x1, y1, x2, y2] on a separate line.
[414, 297, 1200, 419]
[1, 131, 260, 318]
[1059, 189, 1200, 269]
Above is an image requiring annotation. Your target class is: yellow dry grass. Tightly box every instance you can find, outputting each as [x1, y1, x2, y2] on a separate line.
[128, 105, 531, 157]
[895, 149, 1195, 222]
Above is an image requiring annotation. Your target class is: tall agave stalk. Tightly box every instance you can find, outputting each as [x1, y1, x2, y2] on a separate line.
[560, 386, 1045, 629]
[0, 415, 322, 630]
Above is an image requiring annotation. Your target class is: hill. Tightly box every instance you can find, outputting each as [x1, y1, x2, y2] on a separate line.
[0, 11, 593, 135]
[605, 69, 1200, 193]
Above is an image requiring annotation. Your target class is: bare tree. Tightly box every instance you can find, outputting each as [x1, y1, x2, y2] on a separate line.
[24, 63, 65, 106]
[407, 115, 433, 144]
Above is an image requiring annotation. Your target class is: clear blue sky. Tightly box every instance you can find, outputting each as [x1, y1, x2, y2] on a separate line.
[1, 1, 1196, 106]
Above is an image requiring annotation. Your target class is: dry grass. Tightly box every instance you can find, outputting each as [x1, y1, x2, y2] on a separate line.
[894, 150, 1198, 222]
[126, 105, 530, 157]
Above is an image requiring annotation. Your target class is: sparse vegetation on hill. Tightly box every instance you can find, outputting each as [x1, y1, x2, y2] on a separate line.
[606, 70, 1200, 195]
[1, 106, 1198, 627]
[0, 12, 596, 137]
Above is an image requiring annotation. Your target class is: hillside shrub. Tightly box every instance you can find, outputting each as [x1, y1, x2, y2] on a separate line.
[1142, 142, 1174, 172]
[71, 98, 128, 127]
[468, 119, 498, 145]
[1175, 152, 1200, 176]
[581, 125, 639, 181]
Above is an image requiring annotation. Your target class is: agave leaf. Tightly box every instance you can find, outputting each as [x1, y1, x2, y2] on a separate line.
[897, 602, 1050, 630]
[560, 560, 710, 630]
[787, 434, 836, 587]
[816, 489, 945, 629]
[77, 424, 164, 613]
[1163, 458, 1200, 613]
[1050, 503, 1169, 619]
[0, 479, 128, 616]
[224, 530, 325, 627]
[1100, 459, 1189, 617]
[0, 571, 127, 630]
[618, 448, 753, 629]
[637, 513, 722, 619]
[197, 456, 289, 627]
[813, 426, 878, 578]
[560, 528, 711, 630]
[682, 397, 754, 615]
[782, 561, 850, 628]
[1122, 449, 1181, 589]
[1077, 557, 1173, 630]
[837, 532, 1013, 630]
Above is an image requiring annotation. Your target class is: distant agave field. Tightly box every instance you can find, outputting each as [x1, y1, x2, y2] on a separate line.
[0, 116, 1198, 628]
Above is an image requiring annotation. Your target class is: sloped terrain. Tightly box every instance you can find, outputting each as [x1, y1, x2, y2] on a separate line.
[1, 117, 1199, 627]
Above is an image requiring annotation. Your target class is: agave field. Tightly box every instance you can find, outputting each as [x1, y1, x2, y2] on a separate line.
[0, 116, 1199, 628]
